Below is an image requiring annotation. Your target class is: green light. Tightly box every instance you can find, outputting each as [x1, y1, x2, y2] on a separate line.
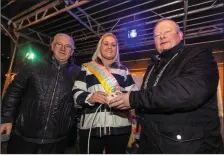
[27, 52, 35, 59]
[25, 46, 36, 60]
[21, 44, 41, 62]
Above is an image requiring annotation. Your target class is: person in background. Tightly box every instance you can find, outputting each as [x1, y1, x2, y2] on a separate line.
[73, 33, 138, 154]
[0, 33, 81, 153]
[109, 18, 224, 153]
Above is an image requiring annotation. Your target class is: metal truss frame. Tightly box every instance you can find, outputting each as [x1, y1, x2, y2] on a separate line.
[12, 0, 90, 31]
[1, 0, 224, 57]
[65, 1, 106, 38]
[73, 0, 223, 54]
[1, 0, 223, 96]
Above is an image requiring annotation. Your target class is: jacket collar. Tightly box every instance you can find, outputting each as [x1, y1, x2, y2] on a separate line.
[44, 55, 73, 67]
[149, 42, 184, 67]
[159, 42, 184, 60]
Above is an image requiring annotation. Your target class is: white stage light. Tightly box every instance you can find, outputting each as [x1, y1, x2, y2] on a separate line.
[128, 29, 137, 38]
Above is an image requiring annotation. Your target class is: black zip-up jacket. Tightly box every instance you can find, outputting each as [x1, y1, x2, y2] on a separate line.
[130, 43, 223, 153]
[1, 57, 80, 144]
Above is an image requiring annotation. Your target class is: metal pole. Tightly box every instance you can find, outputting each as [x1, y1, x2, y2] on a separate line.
[10, 0, 51, 21]
[15, 0, 90, 31]
[2, 35, 19, 97]
[183, 0, 188, 45]
[1, 0, 16, 10]
[0, 24, 16, 44]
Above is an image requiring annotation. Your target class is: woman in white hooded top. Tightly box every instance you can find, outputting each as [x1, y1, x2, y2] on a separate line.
[73, 33, 138, 154]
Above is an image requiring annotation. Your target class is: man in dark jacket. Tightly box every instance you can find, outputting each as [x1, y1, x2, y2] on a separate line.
[109, 18, 224, 153]
[0, 33, 81, 153]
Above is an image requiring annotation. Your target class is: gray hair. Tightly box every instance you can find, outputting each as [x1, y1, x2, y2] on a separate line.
[154, 18, 181, 32]
[52, 33, 75, 49]
[92, 33, 120, 66]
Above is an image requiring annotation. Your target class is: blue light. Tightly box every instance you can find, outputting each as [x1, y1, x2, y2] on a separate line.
[128, 29, 137, 38]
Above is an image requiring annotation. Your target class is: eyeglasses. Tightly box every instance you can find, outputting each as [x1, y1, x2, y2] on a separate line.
[154, 30, 173, 39]
[54, 42, 73, 52]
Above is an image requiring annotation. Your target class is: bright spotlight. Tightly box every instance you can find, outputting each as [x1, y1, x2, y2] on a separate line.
[26, 52, 35, 60]
[128, 29, 137, 38]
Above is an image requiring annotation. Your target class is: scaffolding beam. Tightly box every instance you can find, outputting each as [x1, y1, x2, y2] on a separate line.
[2, 35, 19, 97]
[183, 0, 188, 45]
[13, 0, 90, 31]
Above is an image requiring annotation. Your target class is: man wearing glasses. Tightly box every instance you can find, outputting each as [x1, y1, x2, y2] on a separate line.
[109, 18, 223, 153]
[0, 33, 80, 153]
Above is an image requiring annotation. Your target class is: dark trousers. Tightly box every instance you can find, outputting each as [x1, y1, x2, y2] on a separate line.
[7, 135, 67, 154]
[79, 130, 130, 154]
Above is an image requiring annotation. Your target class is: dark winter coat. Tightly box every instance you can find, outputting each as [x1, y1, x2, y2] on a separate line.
[1, 57, 80, 144]
[130, 43, 223, 153]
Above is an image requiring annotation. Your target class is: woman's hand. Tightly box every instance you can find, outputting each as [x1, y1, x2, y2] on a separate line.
[87, 91, 108, 104]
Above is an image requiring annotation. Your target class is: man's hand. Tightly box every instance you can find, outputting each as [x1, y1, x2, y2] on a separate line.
[87, 91, 108, 104]
[109, 92, 131, 110]
[0, 123, 12, 135]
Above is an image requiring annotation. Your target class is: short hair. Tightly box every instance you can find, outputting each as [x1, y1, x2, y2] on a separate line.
[92, 33, 120, 66]
[52, 33, 75, 49]
[154, 18, 181, 32]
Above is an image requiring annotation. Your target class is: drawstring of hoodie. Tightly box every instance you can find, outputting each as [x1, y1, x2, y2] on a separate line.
[104, 105, 107, 135]
[109, 108, 111, 135]
[100, 107, 102, 137]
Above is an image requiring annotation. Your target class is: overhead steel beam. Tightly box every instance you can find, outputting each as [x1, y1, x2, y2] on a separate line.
[77, 0, 131, 18]
[76, 7, 106, 32]
[17, 40, 33, 48]
[17, 32, 50, 47]
[13, 0, 90, 31]
[73, 0, 181, 38]
[1, 0, 16, 10]
[76, 38, 224, 60]
[183, 0, 188, 45]
[46, 0, 135, 35]
[66, 9, 100, 37]
[27, 28, 52, 39]
[76, 17, 224, 50]
[48, 0, 215, 38]
[74, 2, 223, 42]
[186, 31, 223, 39]
[64, 1, 105, 37]
[2, 14, 51, 46]
[92, 0, 156, 21]
[186, 23, 224, 33]
[75, 26, 223, 56]
[27, 28, 52, 45]
[47, 0, 158, 35]
[1, 24, 16, 44]
[40, 0, 133, 34]
[2, 35, 19, 97]
[73, 0, 217, 39]
[160, 3, 223, 24]
[122, 42, 224, 63]
[74, 0, 206, 40]
[29, 0, 108, 32]
[10, 0, 51, 21]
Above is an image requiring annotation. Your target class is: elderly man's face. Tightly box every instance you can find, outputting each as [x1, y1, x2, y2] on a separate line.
[154, 20, 183, 53]
[51, 35, 74, 64]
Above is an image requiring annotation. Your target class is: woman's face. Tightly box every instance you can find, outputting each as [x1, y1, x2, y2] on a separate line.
[100, 35, 117, 61]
